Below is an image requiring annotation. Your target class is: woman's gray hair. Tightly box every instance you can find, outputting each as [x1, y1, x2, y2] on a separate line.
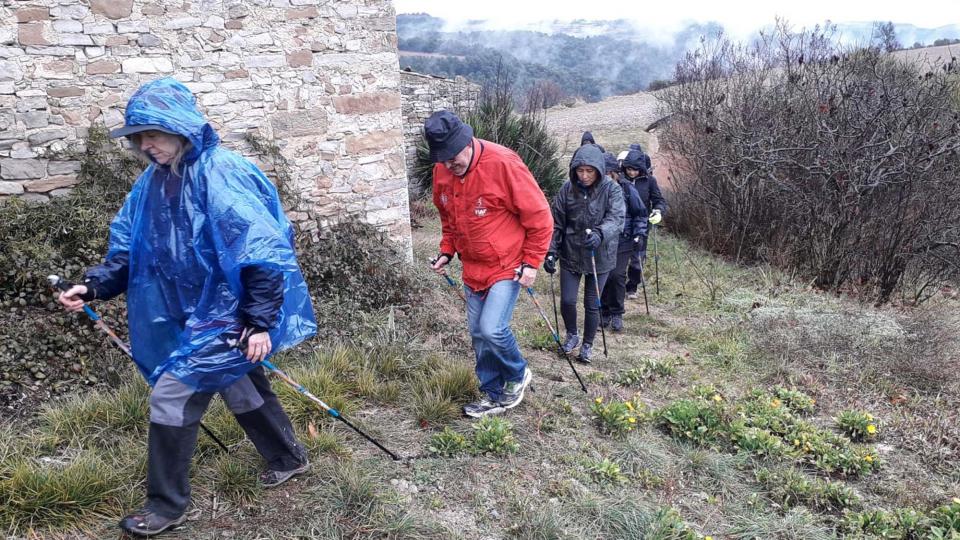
[129, 133, 192, 177]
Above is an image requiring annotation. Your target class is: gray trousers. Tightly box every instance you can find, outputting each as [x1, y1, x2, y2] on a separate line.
[146, 366, 305, 518]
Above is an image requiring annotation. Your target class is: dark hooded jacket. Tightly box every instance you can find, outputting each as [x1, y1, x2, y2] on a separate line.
[580, 131, 604, 153]
[621, 149, 667, 217]
[605, 152, 647, 246]
[548, 144, 625, 274]
[617, 178, 647, 251]
[82, 77, 316, 392]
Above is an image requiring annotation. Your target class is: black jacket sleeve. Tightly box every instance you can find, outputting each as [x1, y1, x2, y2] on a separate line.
[548, 184, 569, 255]
[82, 252, 130, 301]
[648, 175, 668, 214]
[239, 265, 284, 332]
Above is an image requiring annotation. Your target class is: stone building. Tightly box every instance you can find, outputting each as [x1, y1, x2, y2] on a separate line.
[0, 0, 412, 252]
[398, 70, 479, 195]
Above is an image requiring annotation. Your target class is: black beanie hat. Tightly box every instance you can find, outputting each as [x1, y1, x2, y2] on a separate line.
[424, 111, 474, 163]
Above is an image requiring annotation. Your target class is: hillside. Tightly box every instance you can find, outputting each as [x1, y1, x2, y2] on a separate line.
[2, 204, 958, 538]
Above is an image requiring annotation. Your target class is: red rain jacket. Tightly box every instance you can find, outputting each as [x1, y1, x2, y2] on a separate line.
[433, 138, 553, 292]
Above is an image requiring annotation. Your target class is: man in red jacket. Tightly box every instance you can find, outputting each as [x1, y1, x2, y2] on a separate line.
[426, 111, 553, 417]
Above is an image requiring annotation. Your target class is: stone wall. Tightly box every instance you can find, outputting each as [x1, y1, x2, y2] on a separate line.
[399, 70, 480, 194]
[0, 0, 412, 253]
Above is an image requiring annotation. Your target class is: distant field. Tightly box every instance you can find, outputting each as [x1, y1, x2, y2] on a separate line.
[545, 92, 665, 160]
[892, 44, 959, 66]
[399, 50, 467, 60]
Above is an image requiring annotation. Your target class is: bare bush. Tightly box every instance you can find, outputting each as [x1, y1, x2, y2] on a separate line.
[659, 22, 960, 305]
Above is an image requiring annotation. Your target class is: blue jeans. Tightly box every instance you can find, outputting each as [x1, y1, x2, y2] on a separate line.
[465, 279, 527, 402]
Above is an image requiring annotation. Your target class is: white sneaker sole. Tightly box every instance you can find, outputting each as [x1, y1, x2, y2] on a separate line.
[502, 368, 533, 411]
[464, 404, 506, 418]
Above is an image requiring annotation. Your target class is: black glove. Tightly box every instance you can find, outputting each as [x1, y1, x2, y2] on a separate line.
[585, 230, 603, 251]
[543, 254, 557, 274]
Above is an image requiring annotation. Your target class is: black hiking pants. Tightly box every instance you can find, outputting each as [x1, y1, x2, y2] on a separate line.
[559, 267, 610, 346]
[601, 242, 634, 317]
[145, 366, 305, 518]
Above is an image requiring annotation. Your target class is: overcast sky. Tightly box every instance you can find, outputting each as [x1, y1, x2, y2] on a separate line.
[394, 0, 960, 39]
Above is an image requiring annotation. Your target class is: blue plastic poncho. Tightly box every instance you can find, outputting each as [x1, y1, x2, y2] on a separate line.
[106, 77, 317, 392]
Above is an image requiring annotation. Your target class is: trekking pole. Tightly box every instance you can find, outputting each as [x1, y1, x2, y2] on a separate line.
[430, 257, 466, 304]
[639, 263, 651, 316]
[524, 288, 587, 392]
[47, 275, 230, 453]
[652, 224, 660, 299]
[584, 230, 608, 358]
[259, 359, 401, 461]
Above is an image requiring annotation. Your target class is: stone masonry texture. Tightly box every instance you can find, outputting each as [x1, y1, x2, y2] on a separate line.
[0, 0, 412, 253]
[398, 70, 479, 197]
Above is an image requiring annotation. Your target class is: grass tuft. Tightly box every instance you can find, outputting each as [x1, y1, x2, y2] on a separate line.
[0, 453, 123, 533]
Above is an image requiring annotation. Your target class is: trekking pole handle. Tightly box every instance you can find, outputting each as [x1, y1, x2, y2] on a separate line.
[47, 275, 99, 321]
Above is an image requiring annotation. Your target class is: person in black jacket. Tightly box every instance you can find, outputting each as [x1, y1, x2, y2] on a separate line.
[621, 149, 667, 299]
[542, 144, 624, 362]
[600, 152, 648, 331]
[580, 131, 605, 153]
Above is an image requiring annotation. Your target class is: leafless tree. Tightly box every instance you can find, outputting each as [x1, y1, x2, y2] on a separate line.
[659, 21, 960, 304]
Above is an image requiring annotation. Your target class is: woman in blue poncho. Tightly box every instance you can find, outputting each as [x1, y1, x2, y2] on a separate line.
[57, 78, 317, 537]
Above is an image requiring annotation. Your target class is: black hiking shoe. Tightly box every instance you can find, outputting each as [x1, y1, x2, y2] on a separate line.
[260, 459, 310, 488]
[500, 368, 533, 410]
[119, 509, 187, 537]
[561, 333, 580, 354]
[464, 396, 506, 418]
[577, 343, 593, 364]
[611, 315, 623, 332]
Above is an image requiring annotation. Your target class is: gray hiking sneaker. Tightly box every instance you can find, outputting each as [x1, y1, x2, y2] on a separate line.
[119, 509, 187, 537]
[600, 314, 610, 328]
[611, 314, 623, 332]
[627, 291, 639, 300]
[500, 368, 533, 410]
[261, 459, 310, 488]
[464, 396, 506, 418]
[577, 343, 593, 364]
[561, 333, 580, 353]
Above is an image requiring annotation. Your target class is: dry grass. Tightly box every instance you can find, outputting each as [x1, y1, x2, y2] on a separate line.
[2, 214, 957, 539]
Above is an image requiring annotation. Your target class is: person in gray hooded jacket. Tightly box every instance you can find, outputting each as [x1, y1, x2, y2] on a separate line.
[542, 144, 625, 362]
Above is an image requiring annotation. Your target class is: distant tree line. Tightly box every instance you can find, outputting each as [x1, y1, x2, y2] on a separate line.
[397, 14, 713, 107]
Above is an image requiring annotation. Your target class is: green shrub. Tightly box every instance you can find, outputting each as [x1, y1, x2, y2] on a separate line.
[615, 358, 678, 387]
[0, 125, 138, 409]
[471, 416, 519, 456]
[427, 427, 469, 457]
[296, 219, 422, 327]
[834, 410, 880, 442]
[584, 457, 627, 485]
[411, 89, 565, 198]
[646, 507, 700, 540]
[732, 425, 786, 459]
[756, 467, 861, 512]
[591, 395, 649, 437]
[656, 399, 727, 448]
[772, 387, 817, 415]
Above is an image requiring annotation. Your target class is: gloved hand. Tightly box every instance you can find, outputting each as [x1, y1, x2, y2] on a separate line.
[649, 209, 662, 225]
[585, 230, 603, 251]
[543, 254, 557, 274]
